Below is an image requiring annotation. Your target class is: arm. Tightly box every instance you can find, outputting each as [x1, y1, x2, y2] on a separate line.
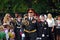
[52, 19, 55, 32]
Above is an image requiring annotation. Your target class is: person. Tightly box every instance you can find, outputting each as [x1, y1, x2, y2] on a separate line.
[0, 25, 6, 40]
[54, 16, 58, 40]
[13, 13, 19, 40]
[8, 25, 15, 40]
[22, 8, 37, 40]
[15, 14, 22, 40]
[3, 13, 12, 25]
[37, 15, 49, 40]
[3, 13, 10, 24]
[46, 13, 55, 40]
[55, 15, 60, 40]
[4, 25, 11, 40]
[23, 14, 28, 20]
[15, 12, 19, 18]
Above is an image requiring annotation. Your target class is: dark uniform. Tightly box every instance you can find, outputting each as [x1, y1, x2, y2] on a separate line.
[23, 18, 37, 40]
[14, 18, 22, 40]
[37, 21, 49, 40]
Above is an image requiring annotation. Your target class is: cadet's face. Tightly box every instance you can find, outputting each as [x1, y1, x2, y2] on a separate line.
[41, 16, 45, 20]
[15, 13, 18, 17]
[28, 10, 34, 17]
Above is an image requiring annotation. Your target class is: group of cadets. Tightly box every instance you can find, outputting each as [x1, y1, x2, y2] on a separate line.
[0, 8, 60, 40]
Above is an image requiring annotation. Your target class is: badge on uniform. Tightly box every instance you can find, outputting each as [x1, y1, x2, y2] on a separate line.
[32, 20, 36, 23]
[42, 34, 45, 37]
[36, 37, 42, 40]
[45, 22, 47, 25]
[42, 24, 44, 27]
[44, 27, 47, 30]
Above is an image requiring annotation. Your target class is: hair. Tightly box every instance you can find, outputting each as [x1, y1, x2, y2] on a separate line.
[6, 25, 14, 29]
[0, 25, 4, 31]
[47, 13, 52, 19]
[24, 14, 28, 17]
[10, 25, 14, 29]
[27, 8, 36, 13]
[17, 14, 22, 18]
[58, 15, 60, 17]
[22, 20, 29, 26]
[3, 13, 10, 23]
[57, 15, 60, 20]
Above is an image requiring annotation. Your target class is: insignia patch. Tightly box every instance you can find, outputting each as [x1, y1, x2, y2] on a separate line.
[45, 22, 46, 24]
[44, 28, 47, 30]
[46, 35, 49, 37]
[42, 34, 45, 37]
[36, 37, 42, 40]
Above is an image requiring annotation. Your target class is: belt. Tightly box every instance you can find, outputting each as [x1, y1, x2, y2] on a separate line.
[17, 26, 21, 28]
[24, 29, 36, 33]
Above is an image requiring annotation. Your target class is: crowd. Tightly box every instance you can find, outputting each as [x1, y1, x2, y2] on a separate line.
[0, 8, 60, 40]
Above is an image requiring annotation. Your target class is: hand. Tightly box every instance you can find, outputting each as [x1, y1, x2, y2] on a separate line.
[32, 20, 36, 23]
[52, 29, 54, 32]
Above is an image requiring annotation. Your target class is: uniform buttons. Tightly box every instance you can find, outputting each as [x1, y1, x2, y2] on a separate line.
[36, 37, 42, 40]
[42, 34, 45, 37]
[46, 35, 49, 37]
[29, 26, 31, 30]
[40, 37, 42, 39]
[44, 27, 47, 30]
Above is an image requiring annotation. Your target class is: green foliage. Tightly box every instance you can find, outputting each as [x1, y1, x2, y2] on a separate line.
[0, 0, 60, 13]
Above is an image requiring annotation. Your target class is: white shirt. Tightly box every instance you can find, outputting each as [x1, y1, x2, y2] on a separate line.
[5, 29, 9, 40]
[56, 20, 60, 28]
[29, 17, 33, 20]
[47, 18, 55, 27]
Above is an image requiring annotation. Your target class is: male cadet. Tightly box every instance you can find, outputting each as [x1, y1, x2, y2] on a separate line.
[37, 15, 49, 40]
[23, 9, 37, 40]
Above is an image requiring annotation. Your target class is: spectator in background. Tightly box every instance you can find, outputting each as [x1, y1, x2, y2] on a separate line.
[3, 13, 13, 40]
[0, 25, 6, 40]
[44, 14, 47, 20]
[8, 25, 15, 40]
[47, 13, 55, 40]
[3, 13, 12, 25]
[4, 25, 11, 40]
[55, 15, 60, 40]
[15, 12, 19, 18]
[54, 16, 58, 40]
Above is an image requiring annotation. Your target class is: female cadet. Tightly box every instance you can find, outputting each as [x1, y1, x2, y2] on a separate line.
[37, 15, 49, 40]
[15, 14, 22, 40]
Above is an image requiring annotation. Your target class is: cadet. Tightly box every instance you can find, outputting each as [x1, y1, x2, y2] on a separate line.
[14, 14, 22, 40]
[22, 8, 37, 40]
[37, 15, 49, 40]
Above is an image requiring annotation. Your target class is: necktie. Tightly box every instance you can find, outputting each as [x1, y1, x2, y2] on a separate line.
[29, 17, 31, 21]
